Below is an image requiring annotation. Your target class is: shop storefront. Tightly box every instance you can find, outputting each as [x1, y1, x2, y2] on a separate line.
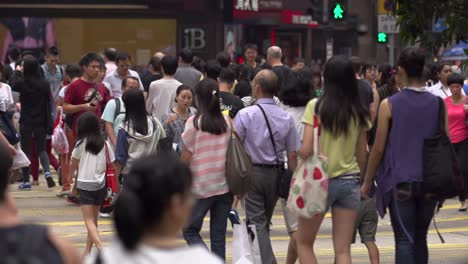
[0, 0, 225, 64]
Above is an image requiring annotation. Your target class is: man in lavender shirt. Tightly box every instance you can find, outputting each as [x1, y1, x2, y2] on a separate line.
[234, 69, 301, 264]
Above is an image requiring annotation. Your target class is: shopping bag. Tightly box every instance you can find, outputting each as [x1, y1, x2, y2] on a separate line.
[287, 104, 329, 218]
[11, 148, 30, 170]
[51, 108, 69, 155]
[232, 202, 261, 264]
[102, 143, 119, 208]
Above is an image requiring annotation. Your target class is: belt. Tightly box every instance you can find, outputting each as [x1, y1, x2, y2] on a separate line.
[334, 172, 360, 180]
[253, 163, 285, 169]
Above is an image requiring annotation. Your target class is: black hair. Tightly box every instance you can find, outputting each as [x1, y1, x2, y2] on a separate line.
[192, 56, 205, 73]
[227, 63, 240, 79]
[148, 57, 161, 72]
[175, 84, 192, 103]
[218, 68, 235, 84]
[161, 56, 178, 76]
[0, 142, 13, 202]
[65, 64, 82, 79]
[316, 56, 370, 136]
[293, 57, 305, 65]
[7, 45, 20, 62]
[22, 57, 43, 81]
[79, 52, 104, 68]
[193, 79, 227, 134]
[121, 76, 140, 89]
[255, 55, 264, 64]
[447, 73, 465, 86]
[179, 48, 194, 64]
[123, 89, 149, 135]
[46, 46, 59, 56]
[397, 47, 426, 80]
[216, 52, 231, 68]
[244, 43, 258, 53]
[115, 51, 131, 64]
[378, 64, 394, 86]
[437, 62, 452, 73]
[349, 56, 363, 75]
[204, 60, 222, 80]
[280, 70, 315, 107]
[114, 152, 193, 250]
[104, 48, 117, 62]
[237, 63, 252, 81]
[362, 63, 377, 76]
[255, 69, 278, 96]
[76, 112, 105, 155]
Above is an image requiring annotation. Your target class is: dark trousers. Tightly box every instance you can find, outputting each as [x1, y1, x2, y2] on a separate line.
[183, 192, 233, 261]
[453, 138, 468, 201]
[389, 185, 437, 264]
[20, 125, 50, 183]
[245, 166, 279, 264]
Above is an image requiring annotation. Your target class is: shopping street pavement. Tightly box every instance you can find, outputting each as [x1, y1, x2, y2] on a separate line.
[12, 177, 468, 264]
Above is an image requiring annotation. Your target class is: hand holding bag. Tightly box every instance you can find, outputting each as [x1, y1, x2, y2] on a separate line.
[287, 100, 329, 218]
[256, 104, 292, 199]
[232, 200, 262, 264]
[52, 108, 69, 155]
[102, 143, 119, 208]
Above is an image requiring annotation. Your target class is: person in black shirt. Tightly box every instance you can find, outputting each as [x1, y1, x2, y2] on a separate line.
[217, 69, 244, 118]
[267, 46, 294, 95]
[233, 64, 253, 99]
[142, 57, 162, 94]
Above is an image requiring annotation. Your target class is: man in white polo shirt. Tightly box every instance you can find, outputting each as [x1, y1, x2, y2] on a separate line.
[104, 51, 143, 98]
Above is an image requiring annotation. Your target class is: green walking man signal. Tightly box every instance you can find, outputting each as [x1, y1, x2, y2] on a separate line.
[333, 3, 345, 20]
[378, 32, 388, 43]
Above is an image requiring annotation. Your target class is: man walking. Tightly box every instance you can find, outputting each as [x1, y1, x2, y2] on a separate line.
[41, 46, 64, 99]
[268, 46, 293, 94]
[104, 51, 143, 98]
[174, 48, 202, 89]
[234, 69, 301, 264]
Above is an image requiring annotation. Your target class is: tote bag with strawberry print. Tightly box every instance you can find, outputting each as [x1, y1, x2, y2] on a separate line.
[287, 101, 329, 218]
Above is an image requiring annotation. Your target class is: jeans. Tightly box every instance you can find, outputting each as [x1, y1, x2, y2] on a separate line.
[389, 183, 437, 264]
[183, 192, 233, 261]
[20, 124, 50, 183]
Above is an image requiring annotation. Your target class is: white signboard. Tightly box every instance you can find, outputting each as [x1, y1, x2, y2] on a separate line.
[378, 14, 400, 34]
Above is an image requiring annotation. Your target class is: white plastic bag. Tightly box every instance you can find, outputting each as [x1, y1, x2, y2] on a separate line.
[52, 108, 69, 155]
[12, 148, 30, 170]
[232, 204, 261, 264]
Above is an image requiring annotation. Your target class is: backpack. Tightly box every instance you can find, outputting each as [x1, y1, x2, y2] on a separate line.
[113, 98, 125, 121]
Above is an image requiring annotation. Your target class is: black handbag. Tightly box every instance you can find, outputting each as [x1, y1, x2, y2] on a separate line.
[0, 111, 20, 145]
[423, 97, 464, 199]
[257, 104, 292, 199]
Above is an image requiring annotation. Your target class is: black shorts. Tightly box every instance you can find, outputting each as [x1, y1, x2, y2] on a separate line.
[78, 188, 107, 206]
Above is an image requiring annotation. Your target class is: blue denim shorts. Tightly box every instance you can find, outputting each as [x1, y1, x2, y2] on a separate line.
[327, 176, 361, 210]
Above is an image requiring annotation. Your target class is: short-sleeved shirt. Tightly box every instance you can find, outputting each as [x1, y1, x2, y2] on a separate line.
[161, 107, 196, 153]
[182, 115, 230, 199]
[303, 99, 371, 178]
[72, 140, 115, 191]
[445, 96, 468, 143]
[219, 91, 244, 118]
[101, 97, 126, 139]
[64, 79, 110, 135]
[357, 79, 374, 110]
[146, 79, 181, 121]
[104, 69, 143, 98]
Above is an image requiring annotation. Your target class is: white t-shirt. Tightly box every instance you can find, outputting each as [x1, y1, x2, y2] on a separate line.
[72, 140, 115, 191]
[0, 82, 14, 112]
[86, 242, 223, 264]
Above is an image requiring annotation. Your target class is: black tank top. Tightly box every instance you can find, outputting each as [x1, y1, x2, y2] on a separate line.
[0, 224, 63, 264]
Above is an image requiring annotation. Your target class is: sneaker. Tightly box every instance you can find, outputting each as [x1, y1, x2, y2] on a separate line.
[228, 209, 241, 226]
[18, 182, 32, 190]
[66, 195, 79, 206]
[99, 212, 112, 218]
[56, 189, 71, 197]
[45, 174, 56, 188]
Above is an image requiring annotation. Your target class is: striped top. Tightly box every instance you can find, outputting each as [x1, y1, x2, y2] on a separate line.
[182, 115, 230, 198]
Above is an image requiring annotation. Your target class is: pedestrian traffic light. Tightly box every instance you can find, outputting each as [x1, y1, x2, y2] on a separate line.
[331, 2, 345, 21]
[377, 32, 388, 43]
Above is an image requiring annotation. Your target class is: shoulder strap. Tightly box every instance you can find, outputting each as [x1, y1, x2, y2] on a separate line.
[437, 97, 447, 135]
[113, 98, 121, 121]
[256, 104, 280, 164]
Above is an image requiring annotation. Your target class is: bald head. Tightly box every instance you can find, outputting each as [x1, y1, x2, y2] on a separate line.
[267, 46, 282, 66]
[253, 69, 278, 97]
[153, 52, 165, 60]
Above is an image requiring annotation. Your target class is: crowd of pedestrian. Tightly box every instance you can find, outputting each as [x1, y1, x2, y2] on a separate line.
[0, 42, 467, 264]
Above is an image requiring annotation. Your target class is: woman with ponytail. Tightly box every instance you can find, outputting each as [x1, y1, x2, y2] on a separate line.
[85, 153, 222, 263]
[181, 79, 232, 261]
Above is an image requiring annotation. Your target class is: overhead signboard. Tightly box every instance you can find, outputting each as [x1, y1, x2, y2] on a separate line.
[378, 14, 400, 34]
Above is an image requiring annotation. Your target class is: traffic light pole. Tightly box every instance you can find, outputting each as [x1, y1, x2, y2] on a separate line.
[389, 33, 395, 66]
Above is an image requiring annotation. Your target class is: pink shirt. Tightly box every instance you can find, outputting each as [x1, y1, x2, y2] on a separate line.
[445, 97, 468, 143]
[182, 116, 230, 198]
